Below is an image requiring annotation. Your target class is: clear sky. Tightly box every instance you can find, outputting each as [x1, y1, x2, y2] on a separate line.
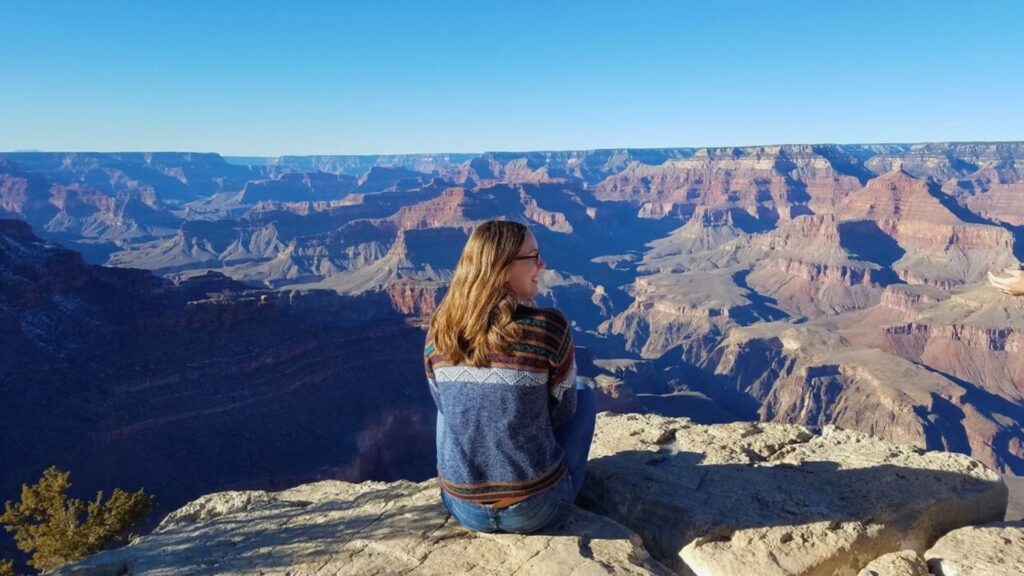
[1, 0, 1021, 155]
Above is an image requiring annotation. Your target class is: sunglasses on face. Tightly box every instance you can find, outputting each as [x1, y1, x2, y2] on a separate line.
[513, 251, 540, 265]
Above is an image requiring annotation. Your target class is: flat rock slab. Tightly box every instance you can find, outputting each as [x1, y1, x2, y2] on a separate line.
[924, 520, 1024, 576]
[52, 477, 673, 576]
[580, 413, 1007, 576]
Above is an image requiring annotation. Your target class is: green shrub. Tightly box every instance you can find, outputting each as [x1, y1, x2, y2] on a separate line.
[0, 466, 153, 573]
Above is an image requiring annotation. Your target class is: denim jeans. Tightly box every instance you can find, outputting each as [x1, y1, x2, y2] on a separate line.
[435, 379, 597, 533]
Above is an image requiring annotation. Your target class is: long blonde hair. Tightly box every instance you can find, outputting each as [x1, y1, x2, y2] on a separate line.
[428, 219, 533, 366]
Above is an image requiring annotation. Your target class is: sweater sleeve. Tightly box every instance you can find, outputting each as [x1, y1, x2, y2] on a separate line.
[548, 314, 577, 428]
[424, 328, 443, 415]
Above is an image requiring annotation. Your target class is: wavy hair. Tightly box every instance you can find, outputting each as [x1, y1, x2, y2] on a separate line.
[428, 219, 533, 366]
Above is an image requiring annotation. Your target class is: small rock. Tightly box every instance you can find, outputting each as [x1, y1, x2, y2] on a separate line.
[856, 550, 928, 576]
[924, 520, 1024, 576]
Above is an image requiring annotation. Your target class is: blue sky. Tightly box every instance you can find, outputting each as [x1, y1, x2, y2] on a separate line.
[1, 0, 1021, 155]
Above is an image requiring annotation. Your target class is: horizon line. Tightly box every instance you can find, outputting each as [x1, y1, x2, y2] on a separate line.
[4, 140, 1024, 158]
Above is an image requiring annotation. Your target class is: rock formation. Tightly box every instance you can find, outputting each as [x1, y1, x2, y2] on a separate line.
[924, 520, 1024, 576]
[5, 142, 1024, 554]
[0, 220, 438, 565]
[52, 412, 1008, 576]
[987, 268, 1024, 295]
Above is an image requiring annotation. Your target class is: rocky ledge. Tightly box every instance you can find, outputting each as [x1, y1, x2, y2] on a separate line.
[54, 412, 1010, 576]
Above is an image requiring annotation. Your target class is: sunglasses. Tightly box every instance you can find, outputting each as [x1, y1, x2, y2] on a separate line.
[513, 251, 540, 265]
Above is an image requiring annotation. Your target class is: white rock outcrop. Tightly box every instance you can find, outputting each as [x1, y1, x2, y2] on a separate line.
[987, 268, 1024, 295]
[52, 477, 673, 576]
[53, 412, 1008, 576]
[856, 550, 928, 576]
[581, 413, 1007, 576]
[923, 520, 1024, 576]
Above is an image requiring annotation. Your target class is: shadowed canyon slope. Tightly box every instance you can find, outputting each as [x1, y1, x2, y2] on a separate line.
[0, 219, 438, 563]
[3, 143, 1024, 554]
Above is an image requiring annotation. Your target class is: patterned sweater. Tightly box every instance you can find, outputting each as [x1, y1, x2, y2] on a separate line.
[424, 304, 578, 507]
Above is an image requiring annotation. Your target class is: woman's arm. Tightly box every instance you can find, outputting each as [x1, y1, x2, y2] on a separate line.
[424, 329, 443, 414]
[548, 318, 577, 427]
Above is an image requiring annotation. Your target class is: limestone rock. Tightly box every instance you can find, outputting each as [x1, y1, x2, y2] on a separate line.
[580, 413, 1007, 576]
[987, 268, 1024, 296]
[924, 520, 1024, 576]
[856, 550, 928, 576]
[52, 412, 1008, 576]
[52, 477, 673, 576]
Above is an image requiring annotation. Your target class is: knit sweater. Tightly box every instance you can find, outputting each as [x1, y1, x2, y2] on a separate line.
[424, 304, 577, 507]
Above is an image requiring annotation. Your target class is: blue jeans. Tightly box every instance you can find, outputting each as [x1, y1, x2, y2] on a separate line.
[435, 379, 597, 533]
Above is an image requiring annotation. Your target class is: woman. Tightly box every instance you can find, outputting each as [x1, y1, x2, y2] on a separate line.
[423, 219, 597, 533]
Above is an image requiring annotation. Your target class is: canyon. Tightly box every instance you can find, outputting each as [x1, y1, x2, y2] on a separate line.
[2, 142, 1024, 568]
